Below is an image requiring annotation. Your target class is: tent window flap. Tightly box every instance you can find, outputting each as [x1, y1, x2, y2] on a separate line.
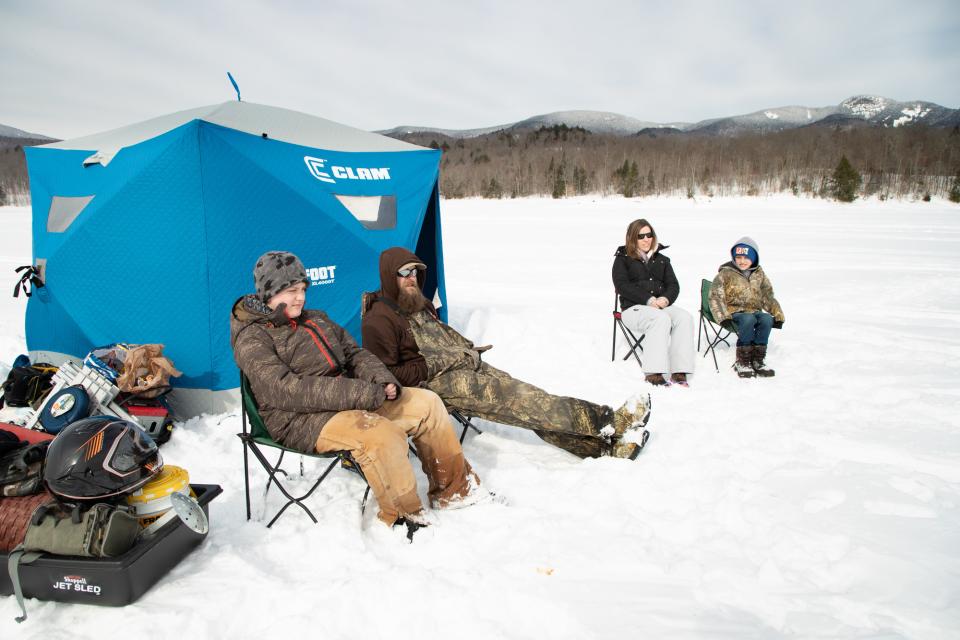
[333, 195, 396, 230]
[47, 195, 95, 233]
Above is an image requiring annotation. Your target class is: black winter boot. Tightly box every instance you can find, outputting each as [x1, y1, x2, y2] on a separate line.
[733, 346, 756, 378]
[752, 344, 776, 377]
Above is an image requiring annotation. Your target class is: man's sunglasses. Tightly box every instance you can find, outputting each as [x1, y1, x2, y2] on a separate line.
[637, 232, 654, 240]
[397, 268, 421, 278]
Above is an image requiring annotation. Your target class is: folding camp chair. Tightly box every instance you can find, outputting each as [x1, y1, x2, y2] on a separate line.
[360, 291, 482, 444]
[612, 292, 644, 367]
[237, 373, 370, 528]
[697, 278, 734, 372]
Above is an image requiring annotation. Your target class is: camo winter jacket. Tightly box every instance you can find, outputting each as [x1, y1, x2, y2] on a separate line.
[230, 295, 398, 453]
[708, 264, 784, 324]
[362, 247, 485, 387]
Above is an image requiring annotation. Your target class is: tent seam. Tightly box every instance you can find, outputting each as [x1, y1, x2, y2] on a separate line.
[196, 121, 217, 389]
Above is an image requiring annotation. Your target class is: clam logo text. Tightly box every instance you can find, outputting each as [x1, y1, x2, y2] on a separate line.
[307, 265, 337, 286]
[304, 156, 391, 184]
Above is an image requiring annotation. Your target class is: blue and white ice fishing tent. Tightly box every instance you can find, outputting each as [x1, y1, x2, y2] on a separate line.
[24, 101, 446, 415]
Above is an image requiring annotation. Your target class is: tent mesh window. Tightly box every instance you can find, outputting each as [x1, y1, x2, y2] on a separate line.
[47, 195, 95, 233]
[333, 195, 396, 230]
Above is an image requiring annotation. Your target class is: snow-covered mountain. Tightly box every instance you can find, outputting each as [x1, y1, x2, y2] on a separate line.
[382, 111, 688, 139]
[690, 96, 960, 136]
[0, 123, 54, 140]
[383, 96, 960, 139]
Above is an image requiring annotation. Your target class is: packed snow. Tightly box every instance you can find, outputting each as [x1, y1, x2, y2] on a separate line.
[1, 195, 959, 639]
[893, 105, 932, 127]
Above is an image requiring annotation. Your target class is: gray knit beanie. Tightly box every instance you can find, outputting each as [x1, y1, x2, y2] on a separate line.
[254, 251, 309, 302]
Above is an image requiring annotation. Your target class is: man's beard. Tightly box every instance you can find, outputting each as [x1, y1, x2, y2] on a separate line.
[397, 284, 427, 314]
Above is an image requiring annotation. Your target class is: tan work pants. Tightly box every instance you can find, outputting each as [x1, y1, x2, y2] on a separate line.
[316, 387, 476, 525]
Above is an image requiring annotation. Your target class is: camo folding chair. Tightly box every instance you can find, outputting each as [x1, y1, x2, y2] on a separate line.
[612, 292, 644, 368]
[360, 291, 482, 444]
[697, 278, 734, 372]
[237, 372, 370, 528]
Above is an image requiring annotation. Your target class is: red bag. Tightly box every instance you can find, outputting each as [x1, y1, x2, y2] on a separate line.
[0, 491, 54, 552]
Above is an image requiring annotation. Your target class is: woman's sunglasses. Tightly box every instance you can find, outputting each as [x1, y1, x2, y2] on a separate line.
[637, 232, 654, 240]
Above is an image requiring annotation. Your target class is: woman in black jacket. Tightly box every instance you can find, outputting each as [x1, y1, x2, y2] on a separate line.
[612, 219, 695, 386]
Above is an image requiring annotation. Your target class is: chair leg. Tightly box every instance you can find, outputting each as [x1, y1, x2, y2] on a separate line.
[450, 409, 482, 444]
[264, 449, 290, 498]
[699, 316, 729, 373]
[615, 318, 644, 367]
[611, 316, 618, 362]
[241, 417, 252, 522]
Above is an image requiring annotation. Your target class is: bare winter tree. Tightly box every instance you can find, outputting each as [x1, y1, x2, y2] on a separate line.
[395, 125, 960, 202]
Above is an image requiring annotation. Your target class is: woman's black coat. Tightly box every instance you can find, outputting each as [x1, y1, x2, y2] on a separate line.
[612, 244, 681, 310]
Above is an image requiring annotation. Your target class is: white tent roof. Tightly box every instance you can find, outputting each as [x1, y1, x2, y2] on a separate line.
[42, 101, 425, 153]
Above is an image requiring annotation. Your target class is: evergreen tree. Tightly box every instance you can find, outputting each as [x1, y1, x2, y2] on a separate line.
[0, 183, 6, 206]
[572, 165, 592, 195]
[483, 177, 504, 199]
[949, 172, 960, 204]
[552, 160, 566, 199]
[831, 155, 862, 202]
[612, 160, 640, 197]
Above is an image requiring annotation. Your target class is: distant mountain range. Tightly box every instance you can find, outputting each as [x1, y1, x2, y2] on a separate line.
[381, 95, 960, 139]
[0, 123, 55, 141]
[2, 95, 956, 145]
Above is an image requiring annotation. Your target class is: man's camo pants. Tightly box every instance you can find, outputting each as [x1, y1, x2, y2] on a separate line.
[427, 361, 611, 458]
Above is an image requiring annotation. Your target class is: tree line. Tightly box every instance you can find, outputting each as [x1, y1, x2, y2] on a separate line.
[394, 124, 960, 203]
[3, 125, 959, 206]
[0, 137, 44, 206]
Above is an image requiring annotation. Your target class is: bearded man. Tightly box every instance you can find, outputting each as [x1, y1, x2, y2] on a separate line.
[361, 247, 651, 460]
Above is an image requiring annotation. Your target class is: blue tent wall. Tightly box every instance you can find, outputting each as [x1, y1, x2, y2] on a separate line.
[24, 117, 444, 393]
[25, 125, 212, 385]
[414, 184, 448, 323]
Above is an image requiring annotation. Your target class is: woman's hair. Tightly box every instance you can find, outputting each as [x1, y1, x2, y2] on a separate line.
[624, 218, 657, 259]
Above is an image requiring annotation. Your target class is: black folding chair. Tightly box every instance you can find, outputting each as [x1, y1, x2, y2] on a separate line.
[697, 278, 734, 372]
[237, 373, 370, 528]
[612, 292, 644, 367]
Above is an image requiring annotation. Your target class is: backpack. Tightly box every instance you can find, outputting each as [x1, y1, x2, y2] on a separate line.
[7, 501, 141, 622]
[1, 364, 58, 408]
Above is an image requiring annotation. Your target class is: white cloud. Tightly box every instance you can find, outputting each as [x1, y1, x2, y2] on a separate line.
[0, 0, 957, 138]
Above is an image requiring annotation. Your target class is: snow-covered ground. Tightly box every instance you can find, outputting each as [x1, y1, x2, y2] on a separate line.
[2, 196, 959, 639]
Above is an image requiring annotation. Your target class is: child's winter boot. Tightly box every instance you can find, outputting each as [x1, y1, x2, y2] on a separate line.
[734, 346, 756, 378]
[752, 344, 775, 377]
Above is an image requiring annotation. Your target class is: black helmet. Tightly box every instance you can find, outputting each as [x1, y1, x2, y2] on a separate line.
[44, 416, 163, 501]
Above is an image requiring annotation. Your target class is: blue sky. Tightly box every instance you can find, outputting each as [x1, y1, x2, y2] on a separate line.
[1, 0, 958, 139]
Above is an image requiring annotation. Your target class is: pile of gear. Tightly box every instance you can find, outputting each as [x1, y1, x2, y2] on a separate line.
[0, 344, 181, 444]
[0, 345, 207, 623]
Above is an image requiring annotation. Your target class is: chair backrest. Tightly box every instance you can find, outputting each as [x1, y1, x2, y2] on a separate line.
[239, 373, 271, 441]
[700, 279, 718, 322]
[360, 291, 378, 319]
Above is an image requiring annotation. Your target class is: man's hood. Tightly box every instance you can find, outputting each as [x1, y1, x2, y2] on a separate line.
[379, 247, 427, 302]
